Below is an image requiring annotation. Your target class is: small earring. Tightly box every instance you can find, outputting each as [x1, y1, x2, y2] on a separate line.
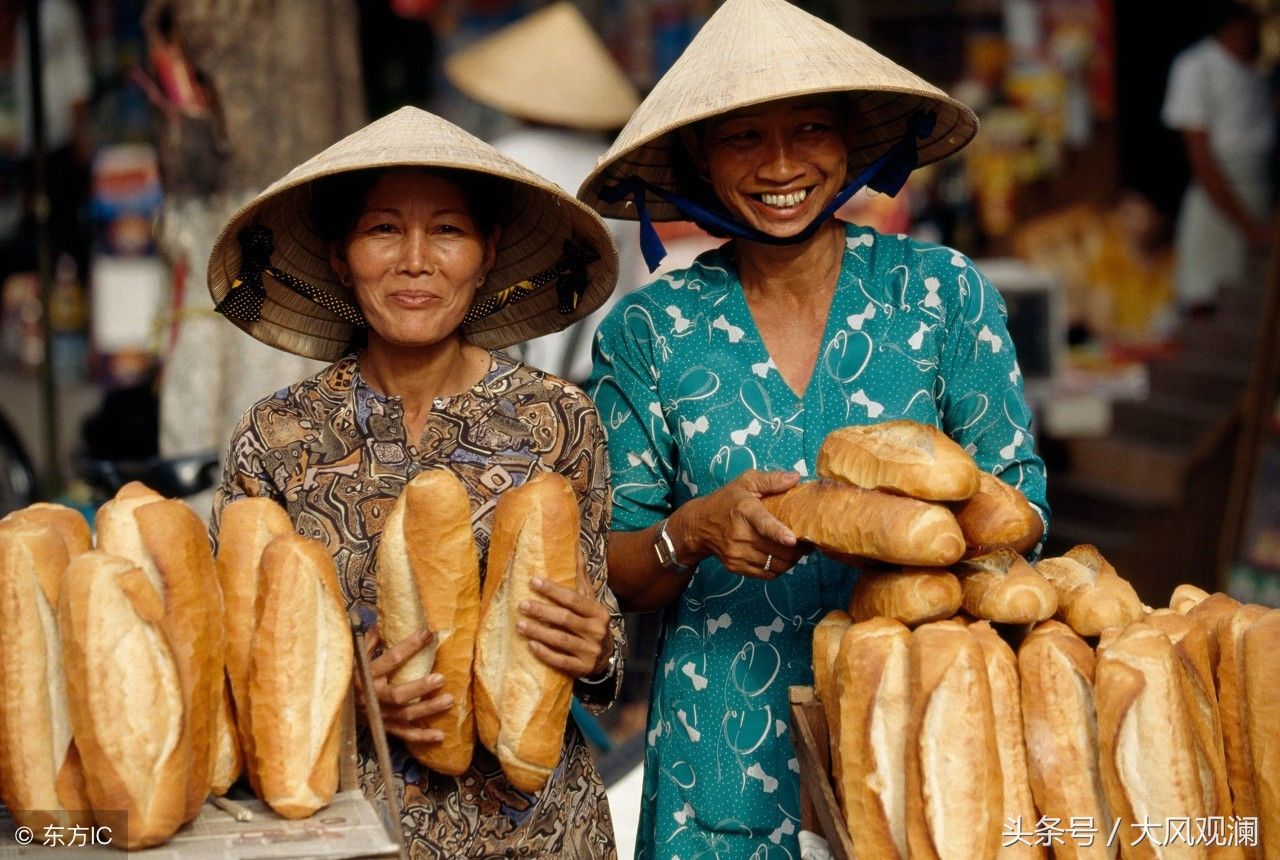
[476, 273, 487, 287]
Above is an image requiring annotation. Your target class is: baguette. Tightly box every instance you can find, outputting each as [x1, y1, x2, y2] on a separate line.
[954, 471, 1043, 557]
[969, 621, 1044, 859]
[905, 620, 1002, 860]
[817, 420, 981, 501]
[1242, 610, 1280, 857]
[0, 523, 93, 833]
[97, 492, 225, 821]
[848, 568, 962, 626]
[1034, 545, 1145, 637]
[376, 469, 480, 775]
[1217, 603, 1268, 834]
[1094, 622, 1208, 858]
[1, 501, 92, 557]
[812, 610, 852, 738]
[248, 533, 352, 819]
[1186, 592, 1243, 673]
[1018, 620, 1114, 860]
[833, 617, 911, 859]
[210, 678, 243, 796]
[763, 479, 966, 567]
[474, 471, 579, 792]
[1144, 609, 1236, 847]
[1170, 583, 1212, 615]
[59, 551, 187, 849]
[215, 495, 293, 792]
[956, 549, 1058, 625]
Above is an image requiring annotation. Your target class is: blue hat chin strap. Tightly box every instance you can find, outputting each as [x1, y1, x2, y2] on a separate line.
[602, 111, 937, 272]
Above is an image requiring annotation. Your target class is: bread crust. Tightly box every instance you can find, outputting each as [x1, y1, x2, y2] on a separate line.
[58, 551, 187, 849]
[1034, 545, 1145, 637]
[1216, 603, 1268, 832]
[376, 469, 480, 775]
[474, 471, 579, 793]
[813, 610, 853, 747]
[848, 568, 962, 626]
[1242, 610, 1280, 857]
[1018, 621, 1114, 860]
[957, 549, 1058, 624]
[817, 420, 981, 501]
[1, 501, 92, 558]
[954, 471, 1043, 557]
[248, 534, 352, 819]
[1169, 584, 1211, 616]
[763, 479, 966, 567]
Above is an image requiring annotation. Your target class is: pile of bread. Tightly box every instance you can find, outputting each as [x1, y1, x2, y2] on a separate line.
[0, 484, 352, 849]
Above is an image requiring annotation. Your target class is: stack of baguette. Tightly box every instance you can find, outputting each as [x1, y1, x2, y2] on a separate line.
[0, 483, 353, 849]
[810, 552, 1280, 858]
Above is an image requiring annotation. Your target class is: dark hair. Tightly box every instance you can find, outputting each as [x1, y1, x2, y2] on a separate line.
[308, 166, 509, 245]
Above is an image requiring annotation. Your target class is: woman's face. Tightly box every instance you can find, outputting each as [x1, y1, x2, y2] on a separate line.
[694, 96, 851, 240]
[330, 169, 497, 349]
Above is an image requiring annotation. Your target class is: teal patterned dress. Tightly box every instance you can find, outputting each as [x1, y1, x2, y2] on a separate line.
[587, 221, 1048, 859]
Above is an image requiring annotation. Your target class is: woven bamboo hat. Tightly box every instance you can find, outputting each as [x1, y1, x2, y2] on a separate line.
[578, 0, 978, 221]
[444, 2, 640, 131]
[208, 106, 618, 361]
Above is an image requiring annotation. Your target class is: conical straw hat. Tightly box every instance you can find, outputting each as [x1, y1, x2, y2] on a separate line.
[208, 106, 618, 361]
[445, 2, 640, 131]
[578, 0, 978, 221]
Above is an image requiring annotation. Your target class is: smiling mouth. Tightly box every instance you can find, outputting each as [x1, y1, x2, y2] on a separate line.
[757, 189, 810, 209]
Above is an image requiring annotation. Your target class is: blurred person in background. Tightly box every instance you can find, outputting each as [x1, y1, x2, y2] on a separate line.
[444, 1, 644, 388]
[1162, 0, 1276, 316]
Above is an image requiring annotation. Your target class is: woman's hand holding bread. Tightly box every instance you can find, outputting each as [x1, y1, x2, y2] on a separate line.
[518, 552, 615, 679]
[673, 468, 804, 579]
[357, 627, 455, 746]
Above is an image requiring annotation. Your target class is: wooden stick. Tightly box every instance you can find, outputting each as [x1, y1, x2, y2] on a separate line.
[209, 795, 253, 822]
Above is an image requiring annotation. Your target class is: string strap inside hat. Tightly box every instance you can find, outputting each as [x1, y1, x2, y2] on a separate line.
[216, 225, 368, 326]
[462, 236, 600, 326]
[602, 110, 937, 272]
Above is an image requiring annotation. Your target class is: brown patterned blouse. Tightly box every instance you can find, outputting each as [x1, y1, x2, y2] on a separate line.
[210, 351, 623, 859]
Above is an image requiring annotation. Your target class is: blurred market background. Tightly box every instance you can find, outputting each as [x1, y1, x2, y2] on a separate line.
[2, 3, 1280, 832]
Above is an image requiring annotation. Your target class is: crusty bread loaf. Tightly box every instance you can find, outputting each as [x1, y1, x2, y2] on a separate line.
[1, 501, 92, 557]
[954, 471, 1043, 557]
[833, 617, 911, 859]
[1095, 623, 1208, 858]
[956, 549, 1058, 625]
[763, 479, 966, 567]
[1243, 610, 1279, 857]
[98, 492, 225, 821]
[248, 533, 352, 819]
[905, 620, 1002, 860]
[812, 610, 852, 738]
[474, 471, 579, 793]
[376, 469, 480, 775]
[1034, 545, 1145, 637]
[215, 495, 293, 792]
[210, 679, 243, 797]
[817, 420, 981, 501]
[1170, 583, 1212, 615]
[1144, 609, 1236, 841]
[1217, 603, 1268, 833]
[1018, 621, 1113, 860]
[848, 568, 962, 626]
[0, 522, 93, 833]
[969, 621, 1044, 859]
[1186, 592, 1243, 672]
[59, 551, 187, 849]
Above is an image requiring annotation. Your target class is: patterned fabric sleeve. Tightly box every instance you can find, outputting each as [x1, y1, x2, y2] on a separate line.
[555, 383, 626, 711]
[937, 253, 1050, 552]
[207, 406, 284, 549]
[587, 296, 678, 532]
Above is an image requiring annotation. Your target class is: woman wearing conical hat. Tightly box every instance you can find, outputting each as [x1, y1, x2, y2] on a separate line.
[580, 0, 1048, 856]
[207, 106, 625, 856]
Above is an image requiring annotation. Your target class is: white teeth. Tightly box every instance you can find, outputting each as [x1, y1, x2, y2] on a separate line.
[760, 189, 808, 208]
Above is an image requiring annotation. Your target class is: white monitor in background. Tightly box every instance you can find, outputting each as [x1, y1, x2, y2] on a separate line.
[975, 257, 1067, 404]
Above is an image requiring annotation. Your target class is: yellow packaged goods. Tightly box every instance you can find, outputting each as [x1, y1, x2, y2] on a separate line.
[816, 419, 981, 501]
[1095, 623, 1209, 857]
[474, 471, 578, 793]
[953, 471, 1043, 556]
[832, 617, 910, 859]
[215, 496, 294, 794]
[377, 469, 480, 775]
[58, 552, 188, 849]
[905, 620, 1002, 860]
[763, 479, 966, 567]
[0, 522, 93, 833]
[955, 549, 1058, 625]
[1017, 621, 1113, 860]
[847, 567, 962, 627]
[969, 621, 1044, 859]
[1034, 544, 1145, 637]
[1243, 610, 1280, 855]
[248, 533, 352, 819]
